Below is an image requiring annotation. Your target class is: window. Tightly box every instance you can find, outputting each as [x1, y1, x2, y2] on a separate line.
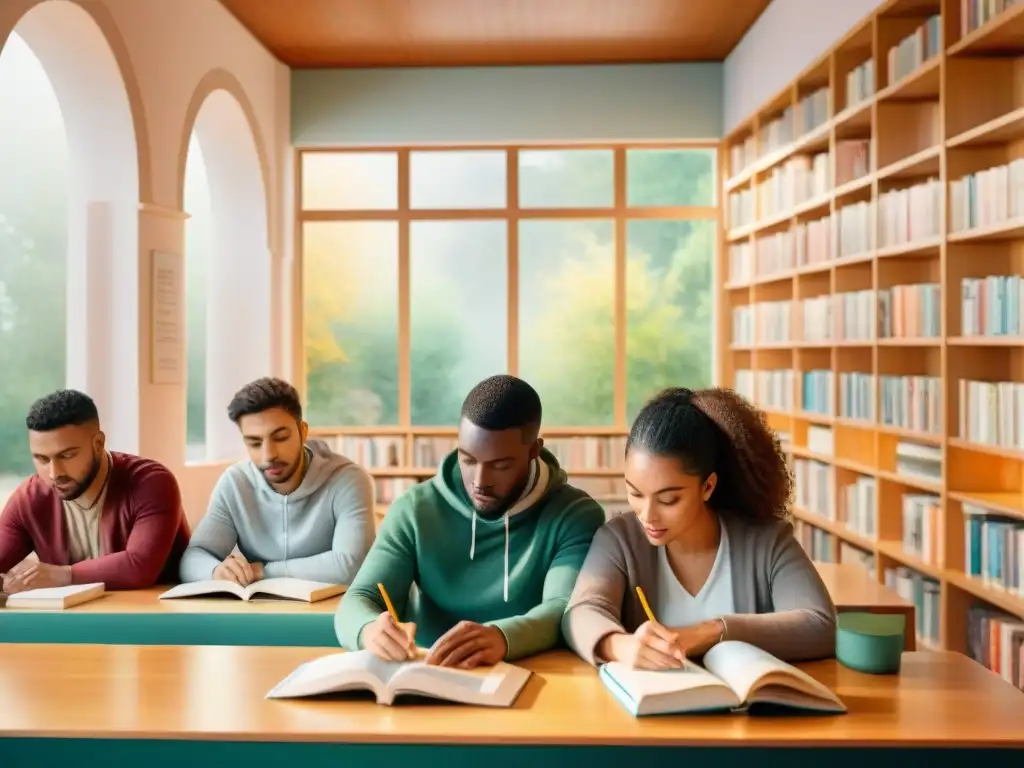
[519, 220, 615, 426]
[302, 152, 398, 211]
[299, 144, 717, 429]
[303, 221, 399, 426]
[626, 219, 715, 420]
[518, 149, 614, 209]
[410, 150, 506, 209]
[0, 33, 68, 500]
[184, 134, 211, 462]
[626, 148, 716, 207]
[410, 220, 508, 425]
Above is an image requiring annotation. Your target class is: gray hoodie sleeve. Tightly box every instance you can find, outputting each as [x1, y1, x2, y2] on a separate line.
[179, 483, 239, 582]
[262, 463, 375, 584]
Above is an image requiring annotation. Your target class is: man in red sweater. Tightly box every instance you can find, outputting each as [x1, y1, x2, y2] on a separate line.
[0, 389, 190, 593]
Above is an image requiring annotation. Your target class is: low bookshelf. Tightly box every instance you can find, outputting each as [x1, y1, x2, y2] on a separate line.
[719, 0, 1024, 687]
[307, 427, 630, 528]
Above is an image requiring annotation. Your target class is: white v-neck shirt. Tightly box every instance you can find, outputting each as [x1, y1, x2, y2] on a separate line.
[654, 522, 735, 626]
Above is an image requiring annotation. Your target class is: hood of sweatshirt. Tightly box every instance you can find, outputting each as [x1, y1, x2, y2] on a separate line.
[432, 447, 567, 602]
[244, 438, 354, 502]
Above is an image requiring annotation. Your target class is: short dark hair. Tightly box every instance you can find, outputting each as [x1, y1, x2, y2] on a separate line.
[628, 387, 791, 523]
[460, 375, 542, 439]
[25, 389, 100, 432]
[227, 377, 303, 424]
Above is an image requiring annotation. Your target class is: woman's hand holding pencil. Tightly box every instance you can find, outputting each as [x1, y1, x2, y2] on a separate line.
[627, 586, 688, 669]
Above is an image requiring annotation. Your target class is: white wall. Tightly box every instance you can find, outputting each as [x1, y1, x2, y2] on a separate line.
[723, 0, 885, 133]
[293, 63, 723, 145]
[0, 0, 291, 523]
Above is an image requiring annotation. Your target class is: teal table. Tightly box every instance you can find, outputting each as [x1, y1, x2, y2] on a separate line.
[0, 588, 339, 646]
[3, 741, 1018, 768]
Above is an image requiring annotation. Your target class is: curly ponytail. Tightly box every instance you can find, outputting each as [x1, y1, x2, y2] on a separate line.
[627, 387, 791, 522]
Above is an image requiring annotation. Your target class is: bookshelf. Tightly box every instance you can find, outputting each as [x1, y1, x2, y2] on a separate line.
[719, 0, 1024, 686]
[308, 427, 630, 529]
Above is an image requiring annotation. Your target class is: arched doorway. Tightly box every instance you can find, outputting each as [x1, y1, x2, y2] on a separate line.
[182, 88, 270, 463]
[0, 1, 140, 499]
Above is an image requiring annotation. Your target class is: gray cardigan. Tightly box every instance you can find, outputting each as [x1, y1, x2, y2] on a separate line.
[561, 513, 836, 665]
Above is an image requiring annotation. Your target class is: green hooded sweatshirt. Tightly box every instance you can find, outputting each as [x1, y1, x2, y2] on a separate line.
[334, 448, 605, 660]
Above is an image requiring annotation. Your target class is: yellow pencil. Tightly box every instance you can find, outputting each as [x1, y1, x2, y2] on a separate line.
[635, 585, 656, 623]
[377, 582, 399, 623]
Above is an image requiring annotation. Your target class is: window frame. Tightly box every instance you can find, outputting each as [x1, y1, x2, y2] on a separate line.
[294, 142, 721, 430]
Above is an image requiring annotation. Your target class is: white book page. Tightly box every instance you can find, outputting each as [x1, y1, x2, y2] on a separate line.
[703, 641, 834, 704]
[159, 581, 246, 600]
[266, 651, 403, 699]
[247, 577, 333, 601]
[391, 661, 525, 705]
[604, 661, 727, 698]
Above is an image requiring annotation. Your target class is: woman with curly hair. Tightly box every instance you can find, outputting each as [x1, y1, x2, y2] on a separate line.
[562, 387, 836, 669]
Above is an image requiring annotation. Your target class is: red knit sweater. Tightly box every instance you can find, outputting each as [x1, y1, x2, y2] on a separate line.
[0, 452, 191, 589]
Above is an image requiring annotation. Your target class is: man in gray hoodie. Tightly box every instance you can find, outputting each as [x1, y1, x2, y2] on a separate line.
[179, 377, 374, 586]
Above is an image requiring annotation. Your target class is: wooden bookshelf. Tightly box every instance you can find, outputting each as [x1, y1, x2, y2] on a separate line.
[718, 0, 1024, 684]
[308, 427, 630, 527]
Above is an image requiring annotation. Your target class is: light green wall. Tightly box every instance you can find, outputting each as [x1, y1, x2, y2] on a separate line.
[292, 63, 723, 145]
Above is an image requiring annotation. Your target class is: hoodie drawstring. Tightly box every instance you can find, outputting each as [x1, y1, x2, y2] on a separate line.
[467, 459, 544, 603]
[468, 511, 510, 602]
[503, 513, 510, 602]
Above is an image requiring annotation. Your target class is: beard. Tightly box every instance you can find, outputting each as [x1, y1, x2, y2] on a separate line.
[468, 473, 530, 519]
[259, 455, 301, 485]
[55, 451, 102, 501]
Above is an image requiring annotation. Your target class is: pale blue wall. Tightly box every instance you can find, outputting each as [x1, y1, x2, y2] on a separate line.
[292, 63, 722, 145]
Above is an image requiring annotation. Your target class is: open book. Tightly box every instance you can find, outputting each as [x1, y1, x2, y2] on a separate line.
[600, 640, 846, 716]
[159, 577, 345, 603]
[266, 649, 532, 707]
[2, 582, 105, 610]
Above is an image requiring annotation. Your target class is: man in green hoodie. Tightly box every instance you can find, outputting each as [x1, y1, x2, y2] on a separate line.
[335, 374, 605, 669]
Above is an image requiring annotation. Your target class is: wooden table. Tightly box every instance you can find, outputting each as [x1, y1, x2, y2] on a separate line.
[814, 563, 916, 650]
[0, 587, 341, 647]
[0, 645, 1021, 767]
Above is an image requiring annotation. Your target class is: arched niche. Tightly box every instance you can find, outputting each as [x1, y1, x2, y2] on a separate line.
[181, 85, 271, 463]
[2, 0, 143, 452]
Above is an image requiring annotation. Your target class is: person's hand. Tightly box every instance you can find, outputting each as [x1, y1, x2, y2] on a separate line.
[608, 621, 686, 670]
[213, 554, 258, 586]
[669, 619, 725, 658]
[361, 611, 417, 662]
[2, 562, 72, 593]
[425, 621, 507, 669]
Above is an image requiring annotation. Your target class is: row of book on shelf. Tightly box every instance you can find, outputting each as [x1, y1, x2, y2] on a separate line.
[728, 86, 830, 175]
[727, 9, 942, 182]
[726, 4, 1024, 210]
[731, 286, 943, 345]
[729, 172, 941, 247]
[323, 434, 627, 470]
[731, 152, 1024, 250]
[731, 278, 1024, 341]
[740, 369, 1024, 452]
[735, 370, 940, 431]
[731, 158, 1024, 247]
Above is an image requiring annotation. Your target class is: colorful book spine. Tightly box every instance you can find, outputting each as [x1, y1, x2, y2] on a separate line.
[958, 379, 1024, 451]
[961, 275, 1024, 336]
